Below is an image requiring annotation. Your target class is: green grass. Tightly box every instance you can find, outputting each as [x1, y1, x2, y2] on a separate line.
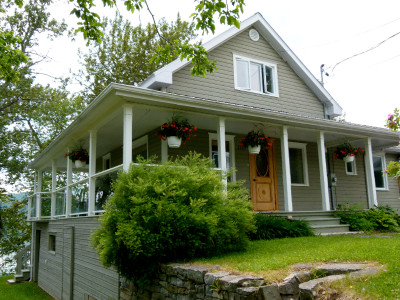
[194, 233, 400, 299]
[0, 275, 53, 300]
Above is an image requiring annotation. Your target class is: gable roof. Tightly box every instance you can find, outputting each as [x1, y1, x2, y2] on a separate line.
[140, 13, 343, 117]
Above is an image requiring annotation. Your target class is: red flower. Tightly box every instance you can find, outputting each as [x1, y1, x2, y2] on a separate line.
[193, 126, 197, 131]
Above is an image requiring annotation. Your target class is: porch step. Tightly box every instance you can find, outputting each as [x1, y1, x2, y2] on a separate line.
[262, 211, 351, 235]
[7, 269, 30, 284]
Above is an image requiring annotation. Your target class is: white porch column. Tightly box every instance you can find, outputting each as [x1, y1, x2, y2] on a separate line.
[66, 149, 72, 217]
[217, 117, 227, 187]
[364, 137, 378, 208]
[123, 103, 133, 171]
[317, 131, 330, 211]
[88, 129, 97, 216]
[51, 160, 57, 218]
[36, 170, 42, 219]
[161, 140, 168, 163]
[280, 126, 293, 212]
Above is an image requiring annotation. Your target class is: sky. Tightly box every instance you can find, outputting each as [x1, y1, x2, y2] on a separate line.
[34, 0, 400, 128]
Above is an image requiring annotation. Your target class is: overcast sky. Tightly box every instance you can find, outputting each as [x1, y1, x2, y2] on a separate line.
[35, 0, 400, 128]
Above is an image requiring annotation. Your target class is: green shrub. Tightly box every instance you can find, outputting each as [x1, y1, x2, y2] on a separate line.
[92, 153, 255, 282]
[334, 205, 399, 232]
[249, 214, 314, 240]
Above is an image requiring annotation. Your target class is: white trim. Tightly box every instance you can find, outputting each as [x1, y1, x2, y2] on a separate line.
[139, 13, 342, 117]
[288, 142, 309, 186]
[316, 132, 330, 211]
[51, 160, 57, 218]
[88, 129, 97, 216]
[364, 137, 378, 207]
[373, 153, 389, 191]
[161, 140, 168, 163]
[217, 118, 228, 187]
[233, 54, 279, 97]
[208, 132, 236, 181]
[123, 103, 133, 171]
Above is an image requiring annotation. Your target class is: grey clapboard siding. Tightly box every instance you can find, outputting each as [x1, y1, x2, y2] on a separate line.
[377, 154, 400, 211]
[332, 155, 369, 208]
[166, 27, 325, 119]
[36, 218, 119, 300]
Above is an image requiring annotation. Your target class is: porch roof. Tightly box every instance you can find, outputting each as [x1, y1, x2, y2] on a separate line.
[30, 83, 399, 169]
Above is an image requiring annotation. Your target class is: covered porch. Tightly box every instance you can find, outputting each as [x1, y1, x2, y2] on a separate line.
[27, 84, 399, 221]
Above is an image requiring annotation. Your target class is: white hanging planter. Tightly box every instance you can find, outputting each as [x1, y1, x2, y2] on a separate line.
[74, 160, 87, 168]
[248, 145, 261, 154]
[343, 155, 355, 163]
[167, 136, 182, 148]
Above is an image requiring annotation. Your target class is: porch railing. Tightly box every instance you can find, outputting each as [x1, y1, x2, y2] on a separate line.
[28, 165, 122, 220]
[15, 244, 31, 274]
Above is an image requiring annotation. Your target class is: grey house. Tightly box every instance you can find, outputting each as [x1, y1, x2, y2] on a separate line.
[24, 13, 399, 299]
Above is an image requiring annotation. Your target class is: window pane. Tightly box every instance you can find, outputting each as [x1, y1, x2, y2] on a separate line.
[346, 161, 354, 174]
[236, 59, 249, 89]
[250, 62, 262, 92]
[289, 148, 304, 184]
[265, 66, 274, 93]
[211, 140, 230, 171]
[373, 156, 385, 188]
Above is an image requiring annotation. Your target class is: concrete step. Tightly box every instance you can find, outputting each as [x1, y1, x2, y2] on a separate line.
[7, 269, 31, 284]
[296, 217, 342, 226]
[311, 224, 350, 234]
[6, 279, 16, 284]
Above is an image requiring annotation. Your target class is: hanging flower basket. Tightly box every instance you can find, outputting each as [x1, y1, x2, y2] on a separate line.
[343, 155, 355, 163]
[333, 142, 364, 160]
[155, 116, 197, 148]
[64, 148, 89, 167]
[240, 130, 272, 154]
[248, 145, 261, 154]
[167, 136, 182, 148]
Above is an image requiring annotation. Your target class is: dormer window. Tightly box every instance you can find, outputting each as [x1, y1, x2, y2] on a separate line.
[234, 55, 278, 97]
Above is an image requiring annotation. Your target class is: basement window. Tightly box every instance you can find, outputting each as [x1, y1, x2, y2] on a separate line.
[48, 234, 56, 253]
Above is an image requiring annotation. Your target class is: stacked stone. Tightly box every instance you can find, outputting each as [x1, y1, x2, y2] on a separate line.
[120, 262, 376, 300]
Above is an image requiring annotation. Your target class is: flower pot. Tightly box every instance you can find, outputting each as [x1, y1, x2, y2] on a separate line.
[248, 145, 261, 154]
[74, 160, 86, 168]
[167, 136, 182, 148]
[343, 155, 355, 163]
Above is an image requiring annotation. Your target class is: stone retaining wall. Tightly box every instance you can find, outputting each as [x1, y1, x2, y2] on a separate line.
[120, 263, 377, 300]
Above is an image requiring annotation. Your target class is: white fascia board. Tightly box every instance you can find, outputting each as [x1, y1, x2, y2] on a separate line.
[140, 13, 342, 117]
[252, 17, 343, 117]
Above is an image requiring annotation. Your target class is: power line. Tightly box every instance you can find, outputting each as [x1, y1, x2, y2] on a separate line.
[331, 30, 400, 72]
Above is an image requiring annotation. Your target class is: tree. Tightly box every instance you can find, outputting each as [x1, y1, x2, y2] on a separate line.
[77, 13, 196, 101]
[1, 0, 245, 80]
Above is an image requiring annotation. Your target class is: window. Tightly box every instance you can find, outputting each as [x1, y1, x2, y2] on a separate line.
[288, 142, 309, 186]
[208, 133, 236, 181]
[48, 234, 56, 253]
[102, 153, 111, 170]
[373, 155, 388, 190]
[345, 160, 357, 175]
[234, 55, 278, 96]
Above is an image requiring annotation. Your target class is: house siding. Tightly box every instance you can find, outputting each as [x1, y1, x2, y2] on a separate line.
[35, 218, 119, 300]
[377, 153, 400, 211]
[166, 28, 325, 119]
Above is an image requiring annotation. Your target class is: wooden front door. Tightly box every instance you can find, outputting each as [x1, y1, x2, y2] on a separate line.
[249, 142, 278, 211]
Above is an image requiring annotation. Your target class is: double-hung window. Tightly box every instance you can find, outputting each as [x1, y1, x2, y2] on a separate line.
[234, 55, 278, 96]
[373, 154, 388, 190]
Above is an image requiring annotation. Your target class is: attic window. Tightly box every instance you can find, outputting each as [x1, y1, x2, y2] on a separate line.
[234, 55, 278, 97]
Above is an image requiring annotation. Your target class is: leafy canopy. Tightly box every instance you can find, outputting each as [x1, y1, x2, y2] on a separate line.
[92, 153, 255, 281]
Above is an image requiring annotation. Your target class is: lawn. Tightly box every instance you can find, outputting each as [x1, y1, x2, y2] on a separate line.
[0, 275, 52, 300]
[194, 233, 400, 299]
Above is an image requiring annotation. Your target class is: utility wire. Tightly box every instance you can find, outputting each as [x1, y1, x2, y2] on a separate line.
[331, 30, 400, 72]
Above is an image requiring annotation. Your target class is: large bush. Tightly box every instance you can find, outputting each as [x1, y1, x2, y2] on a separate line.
[334, 205, 399, 232]
[92, 153, 255, 282]
[249, 214, 314, 240]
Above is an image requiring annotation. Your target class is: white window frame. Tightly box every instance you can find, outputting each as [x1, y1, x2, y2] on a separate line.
[233, 54, 279, 97]
[373, 153, 388, 191]
[288, 142, 309, 186]
[345, 160, 357, 175]
[208, 133, 236, 181]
